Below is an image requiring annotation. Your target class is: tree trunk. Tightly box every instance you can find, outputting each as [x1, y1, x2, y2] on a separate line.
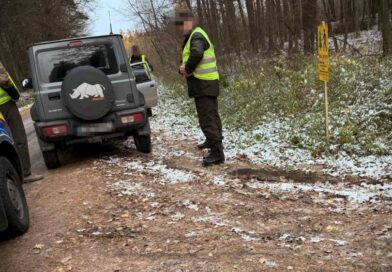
[196, 0, 204, 26]
[237, 0, 248, 30]
[302, 0, 317, 54]
[245, 0, 258, 52]
[225, 0, 240, 56]
[283, 0, 294, 54]
[266, 0, 275, 51]
[379, 0, 392, 55]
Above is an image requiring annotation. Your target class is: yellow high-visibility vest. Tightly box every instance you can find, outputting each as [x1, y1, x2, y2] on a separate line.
[182, 27, 219, 81]
[141, 54, 151, 78]
[141, 54, 148, 72]
[0, 74, 17, 105]
[0, 86, 11, 105]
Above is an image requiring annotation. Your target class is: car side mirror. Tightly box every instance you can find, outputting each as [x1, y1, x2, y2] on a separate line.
[22, 78, 32, 89]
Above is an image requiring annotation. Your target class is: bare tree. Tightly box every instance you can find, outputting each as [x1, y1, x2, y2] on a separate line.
[379, 0, 392, 55]
[121, 0, 391, 72]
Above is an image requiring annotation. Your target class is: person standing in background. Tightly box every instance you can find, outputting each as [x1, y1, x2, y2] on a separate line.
[175, 10, 225, 167]
[129, 45, 154, 73]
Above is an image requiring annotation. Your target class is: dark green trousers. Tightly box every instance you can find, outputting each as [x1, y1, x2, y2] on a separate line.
[194, 96, 223, 144]
[0, 101, 31, 176]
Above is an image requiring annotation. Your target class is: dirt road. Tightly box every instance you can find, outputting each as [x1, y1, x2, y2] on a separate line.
[0, 114, 391, 272]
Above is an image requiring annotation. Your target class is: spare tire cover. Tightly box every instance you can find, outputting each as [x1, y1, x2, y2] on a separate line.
[62, 66, 114, 121]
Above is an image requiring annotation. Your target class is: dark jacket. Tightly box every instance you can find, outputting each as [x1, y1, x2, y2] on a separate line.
[182, 27, 219, 98]
[130, 55, 153, 72]
[0, 83, 19, 101]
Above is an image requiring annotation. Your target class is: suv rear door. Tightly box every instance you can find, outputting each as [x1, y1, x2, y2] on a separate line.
[30, 35, 143, 122]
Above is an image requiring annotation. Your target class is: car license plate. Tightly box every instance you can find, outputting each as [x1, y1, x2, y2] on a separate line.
[77, 123, 114, 134]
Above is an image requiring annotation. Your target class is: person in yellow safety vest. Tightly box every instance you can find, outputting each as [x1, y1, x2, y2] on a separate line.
[0, 66, 43, 183]
[175, 10, 225, 167]
[129, 45, 154, 74]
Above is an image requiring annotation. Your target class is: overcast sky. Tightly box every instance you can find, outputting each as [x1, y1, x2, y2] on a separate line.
[87, 0, 137, 35]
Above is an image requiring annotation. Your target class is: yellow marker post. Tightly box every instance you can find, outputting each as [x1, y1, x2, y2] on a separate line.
[318, 21, 330, 144]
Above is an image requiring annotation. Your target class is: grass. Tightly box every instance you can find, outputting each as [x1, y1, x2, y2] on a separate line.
[157, 55, 392, 157]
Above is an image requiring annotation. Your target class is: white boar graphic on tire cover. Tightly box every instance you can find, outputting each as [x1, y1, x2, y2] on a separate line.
[70, 83, 105, 100]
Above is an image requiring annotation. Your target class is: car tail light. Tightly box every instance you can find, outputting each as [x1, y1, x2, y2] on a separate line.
[42, 124, 68, 137]
[69, 41, 82, 47]
[120, 112, 144, 124]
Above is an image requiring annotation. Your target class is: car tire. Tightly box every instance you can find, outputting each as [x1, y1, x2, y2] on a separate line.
[0, 156, 29, 239]
[42, 149, 60, 169]
[134, 134, 152, 153]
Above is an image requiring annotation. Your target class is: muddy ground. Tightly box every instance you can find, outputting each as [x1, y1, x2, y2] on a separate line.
[0, 116, 391, 272]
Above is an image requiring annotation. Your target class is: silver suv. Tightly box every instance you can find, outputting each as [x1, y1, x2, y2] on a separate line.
[23, 35, 157, 169]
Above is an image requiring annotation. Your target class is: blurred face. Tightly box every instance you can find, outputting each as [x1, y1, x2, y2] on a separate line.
[177, 20, 194, 35]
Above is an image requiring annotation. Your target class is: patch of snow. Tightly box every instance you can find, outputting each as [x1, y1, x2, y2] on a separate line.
[145, 215, 157, 221]
[184, 230, 198, 238]
[279, 233, 306, 243]
[170, 212, 185, 223]
[110, 158, 197, 184]
[161, 168, 195, 183]
[211, 176, 226, 186]
[330, 27, 382, 55]
[191, 213, 229, 228]
[111, 180, 143, 196]
[182, 200, 199, 211]
[310, 236, 325, 243]
[279, 233, 291, 241]
[231, 227, 260, 241]
[246, 179, 392, 208]
[347, 252, 364, 259]
[125, 161, 145, 172]
[330, 239, 348, 246]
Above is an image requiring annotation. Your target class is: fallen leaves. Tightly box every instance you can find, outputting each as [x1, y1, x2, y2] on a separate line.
[33, 243, 45, 254]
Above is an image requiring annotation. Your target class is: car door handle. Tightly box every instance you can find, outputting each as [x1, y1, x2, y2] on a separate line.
[48, 92, 61, 100]
[150, 84, 155, 88]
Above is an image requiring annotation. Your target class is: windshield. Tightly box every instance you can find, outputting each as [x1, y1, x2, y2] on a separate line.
[37, 43, 119, 83]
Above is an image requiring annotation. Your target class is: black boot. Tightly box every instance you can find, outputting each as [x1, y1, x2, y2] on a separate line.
[202, 142, 225, 167]
[197, 140, 213, 150]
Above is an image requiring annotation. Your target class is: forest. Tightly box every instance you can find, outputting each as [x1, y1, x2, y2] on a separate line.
[123, 0, 392, 70]
[0, 0, 91, 84]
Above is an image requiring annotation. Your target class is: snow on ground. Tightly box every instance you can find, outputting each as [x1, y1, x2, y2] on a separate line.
[223, 123, 392, 180]
[153, 85, 391, 180]
[106, 157, 196, 184]
[97, 87, 391, 213]
[246, 179, 392, 210]
[330, 27, 382, 55]
[96, 84, 391, 220]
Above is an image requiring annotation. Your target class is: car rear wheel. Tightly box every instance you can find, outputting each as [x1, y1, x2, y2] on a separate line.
[134, 134, 152, 153]
[0, 156, 29, 239]
[42, 149, 60, 169]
